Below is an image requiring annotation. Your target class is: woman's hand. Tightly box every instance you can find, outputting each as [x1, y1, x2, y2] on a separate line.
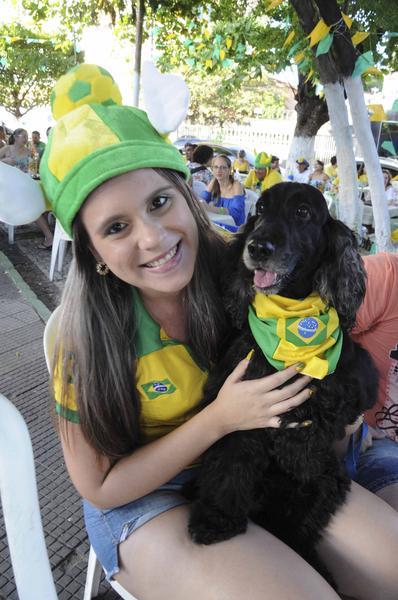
[211, 359, 312, 436]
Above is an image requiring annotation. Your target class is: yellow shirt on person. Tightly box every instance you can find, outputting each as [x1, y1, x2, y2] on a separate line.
[325, 164, 338, 179]
[244, 169, 282, 193]
[233, 159, 250, 173]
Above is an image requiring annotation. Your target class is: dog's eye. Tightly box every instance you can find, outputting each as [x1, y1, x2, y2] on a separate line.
[256, 200, 266, 215]
[296, 205, 311, 220]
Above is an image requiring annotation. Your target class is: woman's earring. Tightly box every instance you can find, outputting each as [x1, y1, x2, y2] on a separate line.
[96, 262, 109, 276]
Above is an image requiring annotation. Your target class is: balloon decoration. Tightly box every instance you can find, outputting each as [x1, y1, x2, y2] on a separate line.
[0, 161, 46, 225]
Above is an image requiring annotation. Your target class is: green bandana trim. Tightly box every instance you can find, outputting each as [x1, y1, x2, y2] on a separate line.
[248, 292, 343, 379]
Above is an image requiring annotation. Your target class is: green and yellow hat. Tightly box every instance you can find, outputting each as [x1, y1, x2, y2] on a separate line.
[40, 63, 190, 237]
[254, 151, 272, 170]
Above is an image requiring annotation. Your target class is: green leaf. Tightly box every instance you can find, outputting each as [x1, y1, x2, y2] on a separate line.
[316, 32, 333, 56]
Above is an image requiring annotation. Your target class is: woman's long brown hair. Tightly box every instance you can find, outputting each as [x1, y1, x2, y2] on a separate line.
[52, 169, 228, 459]
[211, 154, 234, 200]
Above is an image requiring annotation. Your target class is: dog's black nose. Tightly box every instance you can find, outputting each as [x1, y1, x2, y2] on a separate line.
[247, 239, 275, 259]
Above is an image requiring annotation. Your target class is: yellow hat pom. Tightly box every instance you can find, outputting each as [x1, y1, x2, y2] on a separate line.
[50, 63, 122, 120]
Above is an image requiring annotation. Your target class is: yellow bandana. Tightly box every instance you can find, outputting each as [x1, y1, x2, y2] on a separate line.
[248, 292, 343, 379]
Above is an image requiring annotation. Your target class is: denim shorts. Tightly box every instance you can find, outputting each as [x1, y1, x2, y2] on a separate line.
[352, 437, 398, 493]
[83, 467, 198, 581]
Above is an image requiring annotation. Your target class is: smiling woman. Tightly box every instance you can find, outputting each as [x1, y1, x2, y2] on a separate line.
[37, 63, 398, 600]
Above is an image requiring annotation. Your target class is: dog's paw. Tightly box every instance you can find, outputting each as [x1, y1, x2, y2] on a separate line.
[188, 510, 247, 545]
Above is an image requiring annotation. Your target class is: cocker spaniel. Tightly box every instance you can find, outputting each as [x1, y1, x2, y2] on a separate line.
[187, 182, 378, 586]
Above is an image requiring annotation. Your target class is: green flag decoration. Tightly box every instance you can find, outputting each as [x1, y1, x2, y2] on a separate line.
[316, 32, 334, 56]
[381, 141, 396, 156]
[352, 51, 374, 78]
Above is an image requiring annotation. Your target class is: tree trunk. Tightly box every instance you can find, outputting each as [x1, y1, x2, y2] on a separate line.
[287, 73, 329, 172]
[344, 76, 393, 251]
[323, 81, 359, 229]
[132, 0, 145, 107]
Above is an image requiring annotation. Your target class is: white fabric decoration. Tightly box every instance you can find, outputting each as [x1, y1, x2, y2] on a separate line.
[142, 61, 190, 135]
[0, 162, 45, 225]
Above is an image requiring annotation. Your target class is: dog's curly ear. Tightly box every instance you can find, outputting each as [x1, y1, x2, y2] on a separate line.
[313, 217, 366, 330]
[223, 216, 257, 329]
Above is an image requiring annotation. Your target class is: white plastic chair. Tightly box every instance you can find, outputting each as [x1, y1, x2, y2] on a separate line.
[43, 309, 137, 600]
[192, 179, 207, 200]
[49, 220, 72, 281]
[244, 189, 259, 221]
[0, 392, 58, 599]
[7, 224, 15, 243]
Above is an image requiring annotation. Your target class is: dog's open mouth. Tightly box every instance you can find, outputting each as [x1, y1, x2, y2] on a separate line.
[253, 269, 285, 291]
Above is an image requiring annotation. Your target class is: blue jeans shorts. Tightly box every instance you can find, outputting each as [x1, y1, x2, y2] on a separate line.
[352, 436, 398, 493]
[83, 467, 198, 581]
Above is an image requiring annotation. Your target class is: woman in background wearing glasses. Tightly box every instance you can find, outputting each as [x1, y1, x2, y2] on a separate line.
[200, 154, 245, 228]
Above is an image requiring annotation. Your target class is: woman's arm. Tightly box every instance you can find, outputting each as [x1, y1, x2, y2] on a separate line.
[61, 362, 311, 510]
[0, 145, 13, 163]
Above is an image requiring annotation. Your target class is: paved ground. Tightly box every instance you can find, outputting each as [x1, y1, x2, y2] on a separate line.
[0, 223, 119, 599]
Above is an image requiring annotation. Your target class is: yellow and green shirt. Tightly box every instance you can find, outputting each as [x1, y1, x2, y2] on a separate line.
[54, 289, 208, 442]
[244, 169, 282, 193]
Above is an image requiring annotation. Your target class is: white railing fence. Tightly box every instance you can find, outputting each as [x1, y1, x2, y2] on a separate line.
[176, 119, 338, 164]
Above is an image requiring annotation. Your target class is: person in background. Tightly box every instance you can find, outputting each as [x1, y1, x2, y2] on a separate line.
[244, 151, 282, 193]
[349, 253, 398, 511]
[0, 127, 30, 173]
[233, 149, 250, 174]
[383, 170, 398, 206]
[0, 127, 53, 249]
[270, 155, 281, 173]
[357, 162, 368, 185]
[0, 125, 7, 148]
[189, 145, 214, 186]
[325, 155, 338, 180]
[290, 157, 311, 184]
[308, 160, 330, 193]
[201, 153, 245, 227]
[184, 142, 197, 166]
[31, 131, 46, 159]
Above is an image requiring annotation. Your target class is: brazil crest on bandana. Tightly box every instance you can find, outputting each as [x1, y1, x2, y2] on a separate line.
[248, 292, 343, 380]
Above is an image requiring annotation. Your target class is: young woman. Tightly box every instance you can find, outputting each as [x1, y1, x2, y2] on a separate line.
[233, 149, 250, 174]
[42, 65, 398, 600]
[0, 127, 53, 249]
[383, 169, 398, 206]
[308, 160, 330, 193]
[200, 154, 245, 227]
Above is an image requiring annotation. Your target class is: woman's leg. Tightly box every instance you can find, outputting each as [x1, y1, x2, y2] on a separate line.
[116, 505, 339, 600]
[376, 483, 398, 510]
[35, 214, 53, 247]
[318, 481, 398, 600]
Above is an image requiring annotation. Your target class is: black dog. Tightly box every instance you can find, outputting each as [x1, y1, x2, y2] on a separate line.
[187, 182, 378, 585]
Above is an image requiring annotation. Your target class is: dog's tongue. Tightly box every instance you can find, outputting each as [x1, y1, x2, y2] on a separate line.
[254, 269, 277, 288]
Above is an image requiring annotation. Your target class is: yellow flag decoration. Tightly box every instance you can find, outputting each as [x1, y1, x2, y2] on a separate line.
[352, 31, 370, 46]
[308, 19, 331, 48]
[226, 37, 233, 49]
[220, 49, 226, 60]
[304, 68, 314, 83]
[205, 59, 213, 69]
[294, 51, 305, 64]
[266, 0, 284, 11]
[283, 31, 295, 48]
[342, 13, 353, 29]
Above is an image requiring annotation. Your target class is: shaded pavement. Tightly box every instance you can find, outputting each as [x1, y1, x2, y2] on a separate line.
[0, 224, 118, 599]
